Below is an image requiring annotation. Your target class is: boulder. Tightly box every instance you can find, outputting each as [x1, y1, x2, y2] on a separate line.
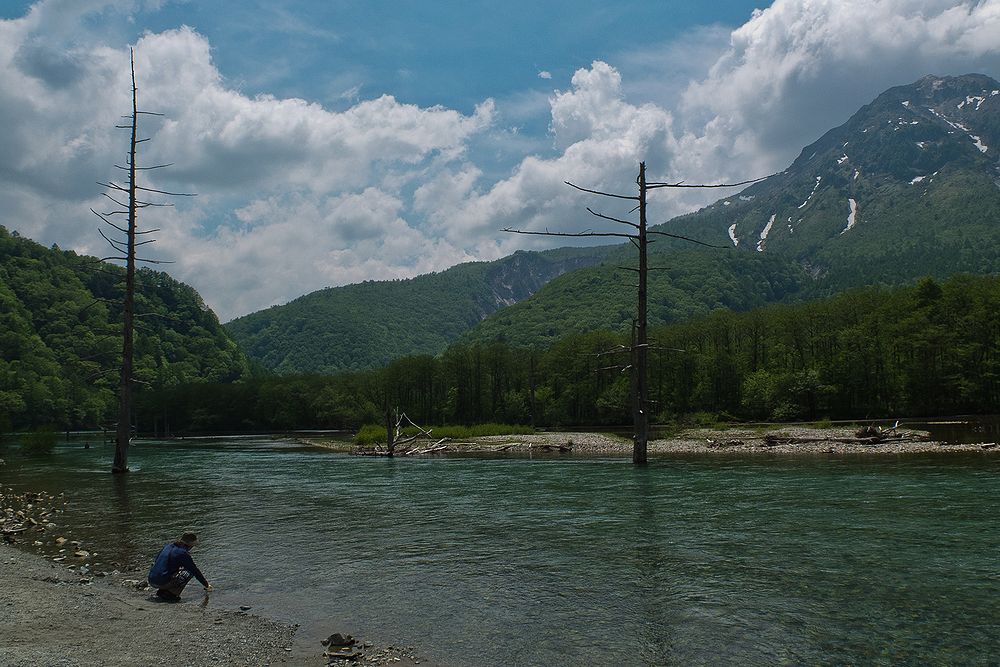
[321, 633, 356, 648]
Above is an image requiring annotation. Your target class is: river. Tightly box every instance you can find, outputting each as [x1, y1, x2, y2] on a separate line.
[1, 437, 998, 666]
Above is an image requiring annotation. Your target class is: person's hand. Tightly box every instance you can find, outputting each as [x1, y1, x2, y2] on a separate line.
[204, 584, 214, 592]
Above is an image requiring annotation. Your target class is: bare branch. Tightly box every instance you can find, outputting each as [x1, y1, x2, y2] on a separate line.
[564, 181, 639, 201]
[135, 110, 165, 116]
[97, 180, 128, 192]
[646, 175, 771, 190]
[617, 266, 640, 273]
[502, 228, 636, 240]
[101, 192, 129, 208]
[586, 207, 639, 229]
[647, 230, 725, 248]
[114, 163, 174, 171]
[98, 227, 128, 250]
[91, 209, 129, 235]
[135, 185, 196, 197]
[135, 258, 174, 265]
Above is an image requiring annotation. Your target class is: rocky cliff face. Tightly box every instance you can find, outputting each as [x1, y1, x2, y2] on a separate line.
[484, 250, 609, 310]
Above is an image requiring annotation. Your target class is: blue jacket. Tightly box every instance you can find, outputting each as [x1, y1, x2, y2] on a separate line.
[147, 542, 208, 588]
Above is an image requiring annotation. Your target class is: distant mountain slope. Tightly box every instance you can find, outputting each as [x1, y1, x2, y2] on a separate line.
[461, 249, 809, 348]
[463, 74, 1000, 345]
[224, 247, 613, 373]
[0, 225, 249, 430]
[661, 73, 1000, 290]
[231, 74, 1000, 372]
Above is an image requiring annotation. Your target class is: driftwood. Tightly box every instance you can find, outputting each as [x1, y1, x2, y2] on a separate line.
[528, 442, 573, 452]
[762, 429, 926, 448]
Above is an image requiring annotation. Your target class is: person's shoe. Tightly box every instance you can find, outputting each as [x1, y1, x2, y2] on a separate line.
[156, 589, 180, 602]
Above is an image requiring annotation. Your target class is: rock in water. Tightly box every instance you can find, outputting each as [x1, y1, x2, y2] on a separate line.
[320, 633, 356, 648]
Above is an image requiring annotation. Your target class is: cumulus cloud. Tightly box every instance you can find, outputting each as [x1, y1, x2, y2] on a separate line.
[677, 0, 1000, 174]
[2, 0, 999, 321]
[537, 70, 552, 79]
[0, 5, 495, 319]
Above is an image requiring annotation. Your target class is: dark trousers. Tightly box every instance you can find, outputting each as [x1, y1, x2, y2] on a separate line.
[151, 569, 193, 600]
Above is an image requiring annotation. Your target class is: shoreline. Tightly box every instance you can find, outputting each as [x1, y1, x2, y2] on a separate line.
[0, 487, 429, 667]
[0, 541, 298, 667]
[301, 426, 999, 457]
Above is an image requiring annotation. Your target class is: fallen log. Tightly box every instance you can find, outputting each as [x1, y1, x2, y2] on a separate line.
[762, 434, 926, 447]
[529, 443, 572, 452]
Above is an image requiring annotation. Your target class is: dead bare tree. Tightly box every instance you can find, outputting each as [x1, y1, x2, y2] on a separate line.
[504, 162, 765, 464]
[93, 49, 193, 473]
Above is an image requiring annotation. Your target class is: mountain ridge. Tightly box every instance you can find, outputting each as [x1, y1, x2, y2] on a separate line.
[229, 73, 1000, 371]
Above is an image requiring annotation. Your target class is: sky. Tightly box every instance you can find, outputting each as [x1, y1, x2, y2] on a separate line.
[1, 1, 999, 321]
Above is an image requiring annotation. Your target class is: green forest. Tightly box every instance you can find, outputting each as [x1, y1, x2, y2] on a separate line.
[137, 273, 1000, 434]
[5, 222, 999, 435]
[0, 225, 250, 432]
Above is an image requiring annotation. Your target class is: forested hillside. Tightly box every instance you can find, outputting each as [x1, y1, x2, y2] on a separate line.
[227, 75, 1000, 368]
[140, 274, 1000, 432]
[462, 249, 809, 347]
[224, 246, 612, 373]
[0, 225, 250, 431]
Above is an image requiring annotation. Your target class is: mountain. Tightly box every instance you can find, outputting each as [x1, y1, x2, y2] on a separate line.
[461, 73, 1000, 345]
[661, 73, 1000, 289]
[230, 73, 1000, 371]
[460, 249, 808, 348]
[224, 246, 613, 373]
[0, 225, 250, 431]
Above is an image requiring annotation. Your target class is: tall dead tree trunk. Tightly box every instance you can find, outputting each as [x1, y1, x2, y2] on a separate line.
[634, 163, 649, 463]
[93, 48, 194, 473]
[112, 58, 139, 474]
[504, 162, 764, 464]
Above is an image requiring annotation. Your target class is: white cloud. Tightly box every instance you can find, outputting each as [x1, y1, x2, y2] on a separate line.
[537, 70, 552, 79]
[2, 0, 999, 322]
[677, 0, 1000, 173]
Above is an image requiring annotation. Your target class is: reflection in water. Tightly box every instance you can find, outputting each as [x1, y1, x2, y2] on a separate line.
[1, 437, 998, 667]
[109, 472, 141, 568]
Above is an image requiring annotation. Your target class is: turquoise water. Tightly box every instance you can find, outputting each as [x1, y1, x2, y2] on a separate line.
[2, 438, 998, 666]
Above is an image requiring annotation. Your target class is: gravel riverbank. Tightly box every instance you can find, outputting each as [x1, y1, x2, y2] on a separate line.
[0, 541, 297, 667]
[304, 425, 999, 457]
[0, 487, 430, 667]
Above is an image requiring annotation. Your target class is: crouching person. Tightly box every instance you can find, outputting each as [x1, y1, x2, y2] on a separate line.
[147, 531, 213, 601]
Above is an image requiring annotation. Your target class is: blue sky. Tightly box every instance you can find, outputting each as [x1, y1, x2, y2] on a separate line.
[1, 0, 999, 319]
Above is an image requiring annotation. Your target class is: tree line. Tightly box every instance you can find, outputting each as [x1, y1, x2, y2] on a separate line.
[135, 274, 1000, 434]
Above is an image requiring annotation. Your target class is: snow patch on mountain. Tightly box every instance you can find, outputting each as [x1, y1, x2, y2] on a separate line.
[756, 214, 776, 252]
[841, 199, 858, 235]
[728, 224, 739, 247]
[798, 177, 821, 209]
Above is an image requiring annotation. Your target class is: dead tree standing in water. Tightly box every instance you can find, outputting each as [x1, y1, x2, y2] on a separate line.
[504, 162, 764, 464]
[93, 49, 193, 473]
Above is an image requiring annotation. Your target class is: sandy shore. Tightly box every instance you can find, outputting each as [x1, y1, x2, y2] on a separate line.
[304, 425, 999, 457]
